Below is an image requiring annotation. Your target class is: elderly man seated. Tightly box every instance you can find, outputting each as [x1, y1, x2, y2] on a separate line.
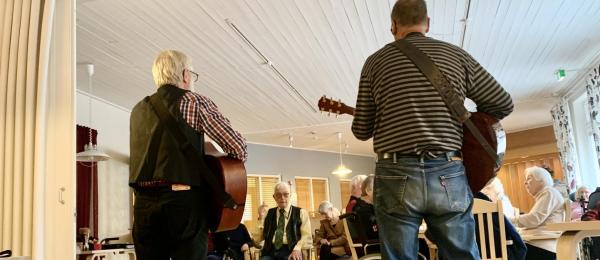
[257, 182, 311, 260]
[316, 201, 350, 260]
[509, 166, 565, 260]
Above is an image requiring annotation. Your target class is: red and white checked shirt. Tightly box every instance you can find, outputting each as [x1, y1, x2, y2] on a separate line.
[179, 91, 248, 161]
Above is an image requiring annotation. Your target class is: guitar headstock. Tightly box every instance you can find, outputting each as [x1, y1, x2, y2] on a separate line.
[317, 96, 355, 116]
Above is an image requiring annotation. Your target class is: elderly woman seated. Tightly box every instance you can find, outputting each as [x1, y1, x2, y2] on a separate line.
[316, 201, 350, 260]
[509, 166, 565, 260]
[571, 186, 591, 221]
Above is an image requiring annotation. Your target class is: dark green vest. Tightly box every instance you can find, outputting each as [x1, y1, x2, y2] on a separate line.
[262, 206, 302, 254]
[129, 84, 207, 187]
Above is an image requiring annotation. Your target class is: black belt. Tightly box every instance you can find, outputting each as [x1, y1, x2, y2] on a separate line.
[377, 151, 462, 163]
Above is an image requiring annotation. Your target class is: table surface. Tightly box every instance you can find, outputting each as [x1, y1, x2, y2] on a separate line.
[545, 221, 600, 231]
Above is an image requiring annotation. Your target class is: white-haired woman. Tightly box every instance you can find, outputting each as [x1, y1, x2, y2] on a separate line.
[570, 186, 591, 220]
[316, 201, 350, 260]
[346, 175, 367, 213]
[509, 166, 565, 260]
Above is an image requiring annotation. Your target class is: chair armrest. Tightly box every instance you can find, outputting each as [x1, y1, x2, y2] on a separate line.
[363, 243, 380, 254]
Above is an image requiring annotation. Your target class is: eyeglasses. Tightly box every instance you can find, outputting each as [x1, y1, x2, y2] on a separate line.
[274, 192, 290, 199]
[186, 69, 199, 82]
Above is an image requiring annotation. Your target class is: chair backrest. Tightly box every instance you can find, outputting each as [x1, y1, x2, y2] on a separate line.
[472, 198, 509, 260]
[563, 199, 572, 222]
[342, 218, 361, 260]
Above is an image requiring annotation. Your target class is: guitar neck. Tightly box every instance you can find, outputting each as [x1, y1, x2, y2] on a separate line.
[317, 96, 355, 116]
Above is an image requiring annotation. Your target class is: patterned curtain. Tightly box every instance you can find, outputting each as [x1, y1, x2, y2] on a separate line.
[550, 98, 580, 191]
[585, 64, 600, 169]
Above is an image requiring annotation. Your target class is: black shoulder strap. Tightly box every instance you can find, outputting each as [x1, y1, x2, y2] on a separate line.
[392, 39, 497, 159]
[147, 93, 237, 209]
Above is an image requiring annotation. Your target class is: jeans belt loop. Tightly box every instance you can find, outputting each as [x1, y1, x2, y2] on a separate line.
[393, 153, 397, 164]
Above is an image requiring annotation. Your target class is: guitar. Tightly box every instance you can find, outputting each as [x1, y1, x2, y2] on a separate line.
[317, 96, 506, 192]
[204, 142, 247, 232]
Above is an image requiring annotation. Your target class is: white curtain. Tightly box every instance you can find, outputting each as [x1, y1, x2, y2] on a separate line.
[550, 98, 580, 192]
[0, 0, 75, 258]
[585, 64, 600, 170]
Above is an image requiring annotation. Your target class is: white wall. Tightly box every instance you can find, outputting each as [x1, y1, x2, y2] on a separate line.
[246, 143, 375, 209]
[77, 91, 131, 240]
[76, 92, 376, 238]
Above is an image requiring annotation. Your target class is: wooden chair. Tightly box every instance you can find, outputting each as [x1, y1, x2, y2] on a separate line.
[341, 217, 381, 260]
[472, 198, 509, 260]
[248, 245, 313, 260]
[563, 199, 572, 222]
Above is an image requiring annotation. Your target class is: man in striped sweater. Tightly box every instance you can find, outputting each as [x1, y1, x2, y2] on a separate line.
[351, 0, 513, 259]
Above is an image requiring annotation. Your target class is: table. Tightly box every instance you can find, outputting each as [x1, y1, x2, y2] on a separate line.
[546, 221, 600, 260]
[77, 248, 136, 260]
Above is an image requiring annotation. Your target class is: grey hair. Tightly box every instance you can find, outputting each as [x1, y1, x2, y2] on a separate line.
[525, 166, 553, 188]
[350, 175, 368, 189]
[318, 201, 334, 213]
[273, 181, 291, 194]
[362, 175, 375, 196]
[152, 50, 191, 87]
[576, 186, 590, 200]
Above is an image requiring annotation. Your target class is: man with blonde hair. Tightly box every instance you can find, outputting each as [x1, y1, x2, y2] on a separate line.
[129, 50, 247, 259]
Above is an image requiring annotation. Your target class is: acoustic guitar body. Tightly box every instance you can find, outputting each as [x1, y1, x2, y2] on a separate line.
[204, 143, 247, 232]
[461, 112, 506, 192]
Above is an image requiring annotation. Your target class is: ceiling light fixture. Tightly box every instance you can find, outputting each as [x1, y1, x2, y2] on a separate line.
[76, 64, 110, 162]
[332, 132, 352, 175]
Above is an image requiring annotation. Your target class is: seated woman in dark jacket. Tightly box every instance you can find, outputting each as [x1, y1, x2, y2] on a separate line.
[351, 175, 378, 241]
[211, 223, 254, 260]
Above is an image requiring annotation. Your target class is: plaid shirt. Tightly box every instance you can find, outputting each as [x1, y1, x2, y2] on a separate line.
[179, 91, 248, 161]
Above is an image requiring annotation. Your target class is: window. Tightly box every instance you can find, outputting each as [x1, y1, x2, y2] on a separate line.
[571, 93, 600, 188]
[294, 177, 329, 213]
[339, 179, 351, 211]
[243, 175, 280, 234]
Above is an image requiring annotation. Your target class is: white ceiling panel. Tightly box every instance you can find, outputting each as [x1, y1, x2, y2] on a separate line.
[77, 0, 600, 156]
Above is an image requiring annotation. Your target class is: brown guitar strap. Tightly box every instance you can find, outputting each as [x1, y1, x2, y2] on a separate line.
[391, 39, 498, 161]
[147, 94, 238, 210]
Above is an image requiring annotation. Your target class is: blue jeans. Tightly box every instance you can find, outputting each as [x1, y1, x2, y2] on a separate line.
[374, 157, 480, 260]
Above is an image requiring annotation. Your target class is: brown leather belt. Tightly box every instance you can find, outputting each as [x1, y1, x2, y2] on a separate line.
[135, 180, 191, 191]
[377, 151, 462, 163]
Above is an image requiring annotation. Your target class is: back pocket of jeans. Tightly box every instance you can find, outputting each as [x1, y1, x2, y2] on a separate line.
[440, 171, 469, 212]
[375, 175, 408, 213]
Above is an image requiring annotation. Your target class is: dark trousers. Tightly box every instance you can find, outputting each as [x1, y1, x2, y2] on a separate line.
[133, 188, 208, 260]
[524, 243, 555, 260]
[260, 246, 292, 260]
[319, 244, 342, 260]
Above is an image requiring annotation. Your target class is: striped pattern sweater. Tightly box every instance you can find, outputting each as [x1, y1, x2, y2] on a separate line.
[352, 33, 513, 155]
